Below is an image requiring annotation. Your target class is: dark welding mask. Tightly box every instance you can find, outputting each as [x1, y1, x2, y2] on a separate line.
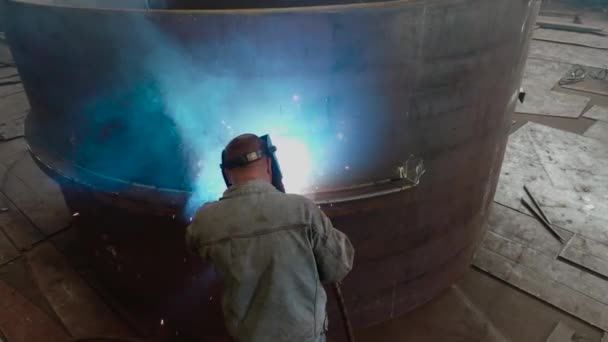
[220, 134, 285, 193]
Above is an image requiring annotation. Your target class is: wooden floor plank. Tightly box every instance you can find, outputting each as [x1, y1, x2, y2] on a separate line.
[560, 235, 608, 278]
[27, 242, 133, 338]
[474, 248, 608, 331]
[481, 231, 608, 305]
[0, 278, 69, 342]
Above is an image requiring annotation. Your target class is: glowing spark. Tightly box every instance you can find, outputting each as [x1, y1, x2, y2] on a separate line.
[345, 165, 350, 170]
[273, 136, 312, 194]
[160, 319, 164, 326]
[72, 212, 80, 217]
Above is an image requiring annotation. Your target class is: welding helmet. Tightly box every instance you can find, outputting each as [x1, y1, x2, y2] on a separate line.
[220, 134, 285, 193]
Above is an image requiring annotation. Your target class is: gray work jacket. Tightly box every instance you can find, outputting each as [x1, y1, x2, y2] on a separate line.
[186, 180, 354, 342]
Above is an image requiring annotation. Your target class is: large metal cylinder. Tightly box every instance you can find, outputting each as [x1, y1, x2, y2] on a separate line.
[6, 0, 539, 338]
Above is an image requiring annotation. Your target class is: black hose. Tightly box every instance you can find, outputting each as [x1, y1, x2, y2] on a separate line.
[332, 282, 355, 342]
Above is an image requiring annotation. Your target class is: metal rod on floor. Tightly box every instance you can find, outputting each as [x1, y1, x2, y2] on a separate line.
[523, 185, 553, 226]
[333, 282, 355, 342]
[521, 198, 565, 243]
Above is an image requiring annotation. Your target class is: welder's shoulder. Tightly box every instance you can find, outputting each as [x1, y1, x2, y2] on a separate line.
[190, 202, 222, 226]
[281, 193, 318, 213]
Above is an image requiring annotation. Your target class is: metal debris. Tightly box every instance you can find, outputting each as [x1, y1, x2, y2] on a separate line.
[520, 198, 565, 243]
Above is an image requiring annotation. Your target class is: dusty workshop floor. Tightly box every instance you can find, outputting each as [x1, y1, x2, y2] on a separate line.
[1, 2, 608, 342]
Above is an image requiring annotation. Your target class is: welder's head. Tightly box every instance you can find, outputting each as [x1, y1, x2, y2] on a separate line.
[221, 134, 272, 186]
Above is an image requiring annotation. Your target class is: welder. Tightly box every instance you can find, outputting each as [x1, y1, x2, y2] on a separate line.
[186, 134, 354, 342]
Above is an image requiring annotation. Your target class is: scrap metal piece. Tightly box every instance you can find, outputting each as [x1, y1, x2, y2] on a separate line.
[310, 156, 425, 205]
[521, 198, 565, 243]
[523, 185, 553, 226]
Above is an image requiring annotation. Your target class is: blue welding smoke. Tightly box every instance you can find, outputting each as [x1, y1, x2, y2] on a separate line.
[118, 16, 341, 217]
[28, 10, 388, 218]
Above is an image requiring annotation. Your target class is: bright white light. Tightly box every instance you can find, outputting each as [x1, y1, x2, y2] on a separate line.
[292, 94, 300, 102]
[273, 136, 312, 194]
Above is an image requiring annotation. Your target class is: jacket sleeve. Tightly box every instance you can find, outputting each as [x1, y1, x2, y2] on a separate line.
[310, 205, 355, 283]
[185, 223, 200, 257]
[185, 208, 211, 261]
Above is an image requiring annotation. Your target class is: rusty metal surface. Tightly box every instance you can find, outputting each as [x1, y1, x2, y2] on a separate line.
[5, 0, 539, 338]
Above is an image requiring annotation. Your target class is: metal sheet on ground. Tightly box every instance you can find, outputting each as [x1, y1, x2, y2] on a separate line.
[515, 89, 590, 117]
[583, 106, 608, 122]
[0, 92, 29, 120]
[0, 163, 70, 236]
[560, 235, 608, 278]
[533, 28, 608, 49]
[0, 279, 69, 342]
[521, 58, 572, 90]
[474, 248, 608, 331]
[0, 86, 23, 98]
[0, 229, 18, 266]
[494, 122, 608, 244]
[480, 231, 608, 304]
[0, 139, 26, 168]
[486, 204, 572, 259]
[27, 242, 133, 338]
[7, 151, 65, 197]
[561, 66, 608, 97]
[584, 121, 608, 144]
[0, 114, 25, 141]
[545, 321, 575, 342]
[529, 40, 608, 68]
[0, 68, 18, 79]
[0, 192, 44, 251]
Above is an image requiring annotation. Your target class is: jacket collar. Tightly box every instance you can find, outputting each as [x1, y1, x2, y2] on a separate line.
[221, 179, 279, 200]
